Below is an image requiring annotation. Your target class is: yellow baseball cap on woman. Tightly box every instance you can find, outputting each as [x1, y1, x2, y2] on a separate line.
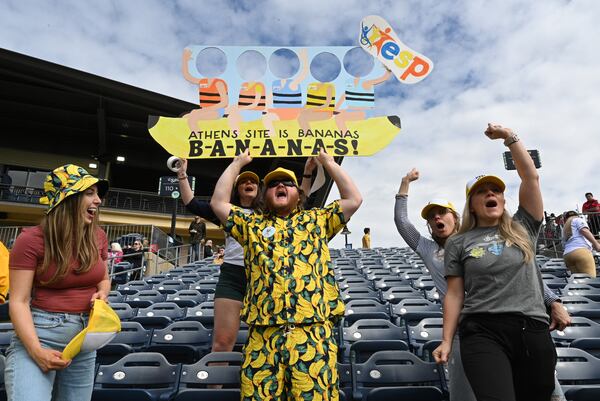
[421, 199, 457, 219]
[465, 175, 505, 198]
[235, 171, 260, 185]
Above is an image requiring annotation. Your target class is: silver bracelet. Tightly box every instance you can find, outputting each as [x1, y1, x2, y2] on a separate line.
[503, 133, 519, 147]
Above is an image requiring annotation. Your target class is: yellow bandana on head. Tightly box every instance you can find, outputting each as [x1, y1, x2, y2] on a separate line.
[62, 300, 121, 360]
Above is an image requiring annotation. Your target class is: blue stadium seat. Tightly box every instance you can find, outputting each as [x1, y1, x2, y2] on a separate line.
[341, 287, 381, 302]
[339, 277, 374, 290]
[109, 302, 137, 321]
[183, 302, 215, 327]
[571, 338, 600, 359]
[132, 302, 186, 329]
[351, 350, 446, 401]
[96, 321, 152, 366]
[342, 319, 408, 346]
[166, 290, 207, 308]
[147, 321, 212, 364]
[153, 280, 187, 295]
[0, 323, 14, 355]
[0, 354, 6, 401]
[125, 290, 167, 308]
[553, 317, 600, 346]
[412, 275, 436, 291]
[117, 280, 152, 295]
[345, 299, 390, 316]
[108, 291, 126, 303]
[408, 318, 444, 356]
[373, 276, 411, 290]
[381, 286, 425, 304]
[555, 348, 600, 398]
[349, 340, 410, 363]
[174, 352, 242, 401]
[93, 352, 179, 401]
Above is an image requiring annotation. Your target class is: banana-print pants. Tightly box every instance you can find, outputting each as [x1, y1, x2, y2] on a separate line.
[241, 320, 339, 401]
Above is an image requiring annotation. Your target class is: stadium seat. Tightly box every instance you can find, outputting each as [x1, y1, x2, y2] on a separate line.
[153, 280, 187, 295]
[111, 262, 133, 286]
[553, 317, 600, 346]
[166, 290, 207, 308]
[0, 354, 5, 401]
[109, 302, 138, 321]
[408, 318, 444, 356]
[133, 302, 185, 329]
[117, 280, 152, 295]
[381, 286, 425, 304]
[147, 321, 212, 364]
[341, 287, 381, 302]
[125, 290, 167, 308]
[391, 299, 442, 328]
[189, 280, 217, 295]
[365, 387, 445, 401]
[342, 319, 408, 345]
[184, 302, 216, 327]
[349, 340, 410, 363]
[571, 338, 600, 359]
[352, 350, 445, 401]
[338, 362, 353, 401]
[373, 276, 410, 290]
[0, 323, 14, 355]
[174, 352, 242, 401]
[96, 321, 152, 366]
[412, 276, 436, 291]
[345, 299, 390, 316]
[108, 291, 126, 303]
[339, 277, 374, 290]
[93, 352, 179, 401]
[564, 386, 600, 401]
[555, 348, 600, 397]
[144, 274, 169, 285]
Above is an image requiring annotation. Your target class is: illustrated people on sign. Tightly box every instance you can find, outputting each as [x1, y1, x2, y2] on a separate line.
[433, 124, 560, 401]
[226, 51, 268, 135]
[582, 192, 600, 237]
[298, 55, 338, 134]
[334, 67, 391, 133]
[362, 227, 371, 249]
[6, 164, 110, 400]
[181, 48, 229, 131]
[562, 210, 600, 278]
[396, 167, 569, 401]
[189, 216, 206, 262]
[266, 48, 310, 121]
[210, 148, 362, 401]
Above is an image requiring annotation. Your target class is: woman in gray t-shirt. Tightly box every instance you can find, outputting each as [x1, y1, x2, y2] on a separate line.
[433, 124, 558, 401]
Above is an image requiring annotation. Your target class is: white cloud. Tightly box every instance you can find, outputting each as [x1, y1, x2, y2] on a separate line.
[2, 0, 599, 248]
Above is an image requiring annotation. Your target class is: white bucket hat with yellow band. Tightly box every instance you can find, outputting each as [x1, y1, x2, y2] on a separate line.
[62, 299, 121, 360]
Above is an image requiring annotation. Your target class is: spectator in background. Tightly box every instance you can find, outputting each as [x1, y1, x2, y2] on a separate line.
[203, 239, 214, 259]
[563, 210, 600, 278]
[123, 240, 144, 280]
[213, 246, 225, 265]
[189, 216, 206, 262]
[109, 242, 123, 264]
[582, 192, 600, 237]
[141, 237, 150, 251]
[362, 227, 371, 248]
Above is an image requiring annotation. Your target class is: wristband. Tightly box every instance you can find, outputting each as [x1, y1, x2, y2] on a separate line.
[178, 175, 188, 180]
[503, 134, 519, 147]
[303, 174, 312, 179]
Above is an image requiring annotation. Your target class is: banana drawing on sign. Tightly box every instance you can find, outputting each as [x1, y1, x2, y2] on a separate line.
[148, 44, 403, 159]
[360, 15, 433, 84]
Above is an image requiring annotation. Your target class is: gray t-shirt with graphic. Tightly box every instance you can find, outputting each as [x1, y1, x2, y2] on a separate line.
[445, 207, 548, 323]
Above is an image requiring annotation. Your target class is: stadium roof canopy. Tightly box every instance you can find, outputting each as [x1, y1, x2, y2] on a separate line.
[0, 48, 336, 206]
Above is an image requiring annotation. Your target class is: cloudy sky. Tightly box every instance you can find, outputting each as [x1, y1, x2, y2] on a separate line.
[2, 0, 599, 248]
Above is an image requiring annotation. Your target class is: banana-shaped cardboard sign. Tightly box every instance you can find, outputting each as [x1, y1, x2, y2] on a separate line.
[148, 114, 401, 159]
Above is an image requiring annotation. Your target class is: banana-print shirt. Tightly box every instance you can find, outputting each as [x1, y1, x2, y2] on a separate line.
[224, 200, 346, 326]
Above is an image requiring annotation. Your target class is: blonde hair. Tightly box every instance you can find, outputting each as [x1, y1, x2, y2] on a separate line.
[459, 201, 535, 264]
[40, 193, 100, 285]
[111, 242, 122, 252]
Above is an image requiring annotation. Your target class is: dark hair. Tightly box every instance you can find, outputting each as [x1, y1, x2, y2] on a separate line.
[231, 180, 263, 211]
[585, 192, 593, 197]
[364, 227, 370, 234]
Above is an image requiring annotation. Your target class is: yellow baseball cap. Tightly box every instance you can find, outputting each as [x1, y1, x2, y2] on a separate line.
[465, 175, 506, 198]
[62, 300, 121, 360]
[421, 199, 457, 219]
[235, 171, 259, 185]
[263, 167, 298, 187]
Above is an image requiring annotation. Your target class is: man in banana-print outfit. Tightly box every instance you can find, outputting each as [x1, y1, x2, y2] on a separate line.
[211, 149, 362, 401]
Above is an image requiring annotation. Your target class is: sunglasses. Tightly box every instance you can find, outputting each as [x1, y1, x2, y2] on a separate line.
[267, 180, 296, 189]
